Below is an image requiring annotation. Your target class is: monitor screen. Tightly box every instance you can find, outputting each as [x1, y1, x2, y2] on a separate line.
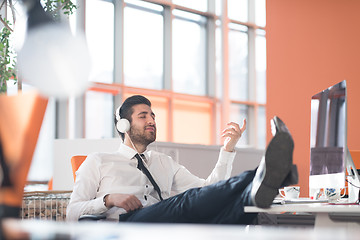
[309, 80, 347, 189]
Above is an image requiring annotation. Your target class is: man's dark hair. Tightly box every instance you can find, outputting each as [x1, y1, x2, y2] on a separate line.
[115, 95, 152, 140]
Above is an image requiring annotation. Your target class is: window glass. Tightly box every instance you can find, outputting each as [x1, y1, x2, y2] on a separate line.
[124, 4, 164, 89]
[215, 0, 222, 16]
[229, 27, 248, 101]
[85, 91, 114, 139]
[3, 2, 23, 94]
[255, 0, 266, 27]
[173, 99, 212, 144]
[257, 106, 266, 149]
[28, 98, 55, 182]
[215, 26, 222, 98]
[5, 80, 18, 95]
[8, 1, 26, 48]
[68, 0, 77, 34]
[173, 10, 206, 95]
[125, 0, 163, 11]
[172, 0, 207, 12]
[13, 83, 54, 183]
[228, 0, 248, 22]
[256, 30, 266, 104]
[86, 0, 114, 83]
[230, 103, 249, 146]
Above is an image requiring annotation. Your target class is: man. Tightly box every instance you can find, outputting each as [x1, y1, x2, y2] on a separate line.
[67, 95, 297, 223]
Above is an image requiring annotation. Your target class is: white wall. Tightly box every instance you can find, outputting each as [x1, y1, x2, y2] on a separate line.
[53, 138, 264, 190]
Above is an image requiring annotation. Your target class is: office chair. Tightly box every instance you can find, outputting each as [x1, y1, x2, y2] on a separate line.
[70, 155, 87, 181]
[70, 155, 106, 221]
[0, 91, 48, 219]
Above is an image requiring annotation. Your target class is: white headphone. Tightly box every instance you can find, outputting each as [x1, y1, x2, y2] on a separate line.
[115, 106, 130, 133]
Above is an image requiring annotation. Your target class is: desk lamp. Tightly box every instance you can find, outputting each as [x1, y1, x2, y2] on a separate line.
[17, 0, 91, 99]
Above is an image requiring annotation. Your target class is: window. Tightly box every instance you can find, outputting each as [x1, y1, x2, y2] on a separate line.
[255, 0, 266, 27]
[230, 104, 249, 146]
[229, 24, 249, 102]
[255, 30, 267, 148]
[257, 106, 266, 148]
[86, 0, 114, 84]
[172, 10, 206, 95]
[123, 1, 164, 89]
[228, 0, 248, 22]
[58, 0, 267, 154]
[173, 99, 213, 144]
[172, 0, 207, 12]
[256, 29, 266, 104]
[85, 91, 114, 139]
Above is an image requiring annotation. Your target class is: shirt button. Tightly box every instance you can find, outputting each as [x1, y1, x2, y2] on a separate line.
[145, 185, 149, 188]
[144, 195, 148, 201]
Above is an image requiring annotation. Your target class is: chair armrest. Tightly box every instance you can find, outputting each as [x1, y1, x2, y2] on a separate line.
[78, 214, 106, 221]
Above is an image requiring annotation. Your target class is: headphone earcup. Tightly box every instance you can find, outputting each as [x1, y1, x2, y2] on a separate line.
[116, 118, 130, 133]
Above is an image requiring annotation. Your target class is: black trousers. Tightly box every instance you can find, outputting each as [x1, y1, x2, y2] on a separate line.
[119, 170, 257, 224]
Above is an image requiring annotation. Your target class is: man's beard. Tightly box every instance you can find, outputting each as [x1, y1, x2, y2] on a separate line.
[129, 127, 156, 146]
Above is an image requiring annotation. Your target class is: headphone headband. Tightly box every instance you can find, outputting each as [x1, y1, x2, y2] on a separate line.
[115, 106, 121, 121]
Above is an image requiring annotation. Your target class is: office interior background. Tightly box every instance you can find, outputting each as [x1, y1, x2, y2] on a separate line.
[6, 0, 267, 188]
[5, 0, 360, 196]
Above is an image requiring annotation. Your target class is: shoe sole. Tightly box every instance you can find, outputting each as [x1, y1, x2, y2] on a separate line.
[253, 132, 294, 208]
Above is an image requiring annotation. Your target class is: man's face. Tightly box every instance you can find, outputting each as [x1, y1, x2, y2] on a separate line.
[128, 104, 156, 146]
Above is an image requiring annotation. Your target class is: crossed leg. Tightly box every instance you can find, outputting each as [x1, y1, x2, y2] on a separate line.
[120, 170, 257, 224]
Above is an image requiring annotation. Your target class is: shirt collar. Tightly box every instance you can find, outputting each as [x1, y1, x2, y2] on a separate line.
[118, 142, 150, 160]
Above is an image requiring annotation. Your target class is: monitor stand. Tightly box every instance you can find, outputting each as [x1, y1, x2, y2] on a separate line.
[346, 148, 360, 203]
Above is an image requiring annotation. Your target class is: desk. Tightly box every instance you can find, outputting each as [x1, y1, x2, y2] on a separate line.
[3, 219, 360, 240]
[245, 202, 360, 229]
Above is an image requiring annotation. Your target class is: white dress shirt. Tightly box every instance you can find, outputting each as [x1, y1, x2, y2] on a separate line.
[66, 143, 236, 221]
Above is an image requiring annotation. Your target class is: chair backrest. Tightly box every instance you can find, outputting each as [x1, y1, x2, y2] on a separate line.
[48, 177, 53, 190]
[0, 91, 48, 208]
[71, 155, 87, 181]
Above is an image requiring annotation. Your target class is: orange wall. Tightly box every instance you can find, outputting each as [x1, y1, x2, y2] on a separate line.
[266, 0, 360, 196]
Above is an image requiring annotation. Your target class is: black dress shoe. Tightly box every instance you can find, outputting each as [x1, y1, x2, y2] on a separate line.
[272, 116, 298, 187]
[251, 116, 295, 208]
[281, 164, 298, 187]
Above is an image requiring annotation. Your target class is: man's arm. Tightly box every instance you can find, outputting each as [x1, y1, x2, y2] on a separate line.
[205, 120, 246, 182]
[104, 193, 143, 212]
[66, 154, 107, 221]
[171, 120, 246, 194]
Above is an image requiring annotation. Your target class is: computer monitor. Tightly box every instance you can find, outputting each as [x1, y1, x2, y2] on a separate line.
[309, 80, 360, 202]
